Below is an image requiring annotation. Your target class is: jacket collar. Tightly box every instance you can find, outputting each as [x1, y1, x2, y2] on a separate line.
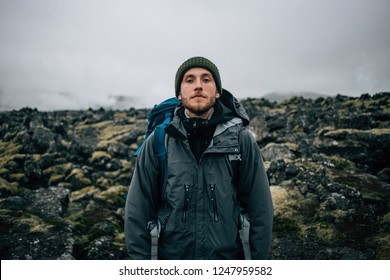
[166, 88, 248, 142]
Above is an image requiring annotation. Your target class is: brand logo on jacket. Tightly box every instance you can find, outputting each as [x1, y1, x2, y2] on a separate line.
[228, 154, 242, 161]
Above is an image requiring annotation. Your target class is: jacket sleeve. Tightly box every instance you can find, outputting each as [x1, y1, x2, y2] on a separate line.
[238, 128, 274, 259]
[124, 133, 160, 259]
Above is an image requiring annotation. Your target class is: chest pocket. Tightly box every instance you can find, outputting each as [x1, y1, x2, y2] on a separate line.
[203, 154, 240, 223]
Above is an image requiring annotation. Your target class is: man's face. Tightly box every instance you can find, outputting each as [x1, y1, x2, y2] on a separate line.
[178, 67, 220, 118]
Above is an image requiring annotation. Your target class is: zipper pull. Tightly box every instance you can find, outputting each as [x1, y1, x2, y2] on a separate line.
[210, 184, 219, 222]
[182, 185, 190, 222]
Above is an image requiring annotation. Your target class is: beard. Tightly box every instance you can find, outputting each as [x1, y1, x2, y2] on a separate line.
[183, 96, 217, 117]
[187, 103, 214, 116]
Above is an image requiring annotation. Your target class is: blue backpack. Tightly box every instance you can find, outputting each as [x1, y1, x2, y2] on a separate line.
[134, 97, 180, 196]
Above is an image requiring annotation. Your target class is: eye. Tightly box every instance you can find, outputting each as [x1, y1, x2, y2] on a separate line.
[202, 77, 211, 83]
[185, 78, 194, 83]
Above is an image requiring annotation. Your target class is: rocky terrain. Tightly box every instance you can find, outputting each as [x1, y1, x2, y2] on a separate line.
[0, 92, 389, 260]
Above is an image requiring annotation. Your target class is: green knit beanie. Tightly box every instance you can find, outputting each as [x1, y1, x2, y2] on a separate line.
[175, 56, 222, 98]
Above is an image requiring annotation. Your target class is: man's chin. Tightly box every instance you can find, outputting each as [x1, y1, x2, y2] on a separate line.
[187, 105, 213, 117]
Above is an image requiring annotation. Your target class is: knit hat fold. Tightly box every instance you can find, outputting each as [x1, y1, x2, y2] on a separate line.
[175, 56, 222, 97]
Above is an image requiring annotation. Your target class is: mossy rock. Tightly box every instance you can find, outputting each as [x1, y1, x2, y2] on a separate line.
[0, 177, 20, 196]
[8, 173, 26, 183]
[95, 121, 135, 142]
[366, 234, 390, 259]
[43, 163, 73, 177]
[70, 186, 101, 202]
[118, 159, 132, 170]
[43, 163, 72, 186]
[95, 177, 113, 189]
[0, 141, 23, 168]
[65, 168, 92, 190]
[66, 199, 113, 234]
[273, 216, 300, 237]
[324, 128, 390, 141]
[90, 151, 112, 165]
[96, 140, 115, 149]
[296, 193, 320, 214]
[332, 172, 390, 201]
[94, 185, 127, 205]
[129, 143, 139, 151]
[327, 155, 356, 170]
[48, 174, 66, 186]
[271, 185, 304, 218]
[0, 168, 10, 178]
[19, 211, 56, 233]
[312, 223, 338, 242]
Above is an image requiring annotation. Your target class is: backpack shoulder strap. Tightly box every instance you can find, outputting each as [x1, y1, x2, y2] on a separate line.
[152, 112, 172, 198]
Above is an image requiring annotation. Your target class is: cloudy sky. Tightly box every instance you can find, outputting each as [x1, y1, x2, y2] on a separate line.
[0, 0, 389, 110]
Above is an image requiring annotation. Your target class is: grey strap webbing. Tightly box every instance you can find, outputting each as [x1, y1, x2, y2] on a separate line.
[148, 219, 161, 260]
[239, 213, 251, 260]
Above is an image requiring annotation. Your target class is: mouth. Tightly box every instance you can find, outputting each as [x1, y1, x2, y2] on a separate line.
[192, 94, 206, 100]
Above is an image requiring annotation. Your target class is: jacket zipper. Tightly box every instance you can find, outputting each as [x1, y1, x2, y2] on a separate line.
[210, 184, 219, 222]
[160, 213, 170, 229]
[182, 184, 190, 222]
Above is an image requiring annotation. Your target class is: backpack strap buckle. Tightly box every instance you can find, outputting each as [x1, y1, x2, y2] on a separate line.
[147, 218, 161, 260]
[239, 212, 251, 260]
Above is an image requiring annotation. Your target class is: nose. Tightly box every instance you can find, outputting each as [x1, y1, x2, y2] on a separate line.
[194, 78, 203, 90]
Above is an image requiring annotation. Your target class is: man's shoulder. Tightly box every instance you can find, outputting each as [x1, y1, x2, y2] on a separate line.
[238, 126, 257, 142]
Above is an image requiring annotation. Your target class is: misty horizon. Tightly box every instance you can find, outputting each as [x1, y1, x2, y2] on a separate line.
[0, 87, 383, 112]
[1, 0, 389, 111]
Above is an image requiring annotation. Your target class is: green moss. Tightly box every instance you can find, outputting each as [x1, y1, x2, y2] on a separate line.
[273, 216, 300, 237]
[315, 223, 338, 242]
[326, 155, 355, 170]
[22, 215, 55, 233]
[0, 168, 10, 177]
[65, 168, 92, 188]
[0, 141, 23, 168]
[0, 177, 20, 195]
[61, 139, 71, 149]
[70, 186, 101, 202]
[95, 185, 127, 205]
[96, 177, 112, 189]
[43, 163, 73, 177]
[8, 173, 26, 182]
[6, 209, 63, 234]
[325, 128, 390, 137]
[100, 124, 135, 141]
[96, 140, 115, 149]
[367, 234, 390, 259]
[296, 193, 319, 214]
[90, 151, 111, 163]
[48, 174, 66, 186]
[66, 199, 113, 236]
[334, 174, 390, 201]
[113, 232, 125, 244]
[76, 119, 136, 143]
[120, 159, 132, 170]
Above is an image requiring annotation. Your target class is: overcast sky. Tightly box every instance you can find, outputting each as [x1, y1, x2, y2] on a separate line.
[0, 0, 389, 110]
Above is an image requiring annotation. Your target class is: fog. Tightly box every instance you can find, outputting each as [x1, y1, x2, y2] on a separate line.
[1, 0, 389, 110]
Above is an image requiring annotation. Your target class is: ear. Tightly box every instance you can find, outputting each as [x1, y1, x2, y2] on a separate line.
[216, 92, 220, 98]
[178, 93, 182, 100]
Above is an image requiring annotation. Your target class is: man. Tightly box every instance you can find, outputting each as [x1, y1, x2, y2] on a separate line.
[125, 56, 273, 259]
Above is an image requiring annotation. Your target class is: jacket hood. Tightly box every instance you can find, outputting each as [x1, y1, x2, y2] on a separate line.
[219, 88, 250, 126]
